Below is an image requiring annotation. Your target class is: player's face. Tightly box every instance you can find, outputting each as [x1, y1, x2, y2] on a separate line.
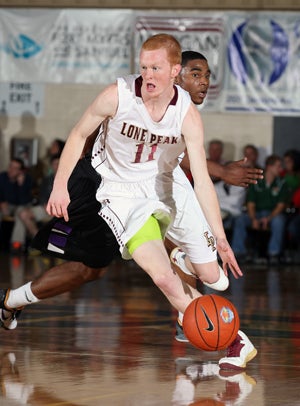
[139, 48, 181, 98]
[177, 59, 211, 105]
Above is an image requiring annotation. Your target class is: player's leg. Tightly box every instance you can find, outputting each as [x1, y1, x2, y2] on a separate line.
[166, 177, 257, 369]
[0, 262, 106, 330]
[166, 169, 229, 290]
[128, 216, 201, 314]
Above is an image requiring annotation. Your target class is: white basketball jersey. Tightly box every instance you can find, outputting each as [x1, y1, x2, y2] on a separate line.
[91, 74, 191, 182]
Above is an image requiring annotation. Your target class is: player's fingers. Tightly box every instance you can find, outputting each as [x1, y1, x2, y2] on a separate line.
[61, 206, 69, 222]
[226, 260, 243, 278]
[50, 204, 62, 218]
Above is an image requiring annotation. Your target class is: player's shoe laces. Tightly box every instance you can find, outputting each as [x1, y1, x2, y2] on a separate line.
[175, 319, 189, 343]
[0, 289, 22, 330]
[219, 330, 257, 370]
[170, 247, 229, 291]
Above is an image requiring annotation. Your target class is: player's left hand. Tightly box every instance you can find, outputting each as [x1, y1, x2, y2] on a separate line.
[216, 238, 243, 279]
[46, 185, 70, 221]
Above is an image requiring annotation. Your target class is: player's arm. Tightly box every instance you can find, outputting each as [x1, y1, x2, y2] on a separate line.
[181, 150, 263, 187]
[47, 83, 118, 221]
[207, 159, 263, 187]
[182, 103, 242, 278]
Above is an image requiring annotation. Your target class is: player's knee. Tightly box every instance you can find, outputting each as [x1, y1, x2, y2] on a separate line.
[151, 270, 173, 293]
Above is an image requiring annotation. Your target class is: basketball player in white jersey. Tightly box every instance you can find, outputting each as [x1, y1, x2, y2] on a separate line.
[49, 33, 256, 370]
[1, 38, 257, 370]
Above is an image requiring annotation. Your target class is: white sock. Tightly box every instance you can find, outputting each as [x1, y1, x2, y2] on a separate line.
[203, 266, 229, 291]
[6, 282, 40, 309]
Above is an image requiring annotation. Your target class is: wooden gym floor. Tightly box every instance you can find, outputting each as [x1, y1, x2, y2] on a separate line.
[0, 252, 299, 406]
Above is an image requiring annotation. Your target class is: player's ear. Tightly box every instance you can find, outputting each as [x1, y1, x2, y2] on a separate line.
[172, 64, 182, 79]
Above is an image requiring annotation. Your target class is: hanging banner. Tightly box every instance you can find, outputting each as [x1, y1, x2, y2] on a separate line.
[0, 9, 134, 84]
[1, 9, 300, 115]
[224, 12, 300, 114]
[135, 14, 226, 112]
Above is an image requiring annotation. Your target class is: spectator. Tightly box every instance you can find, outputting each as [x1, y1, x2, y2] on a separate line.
[281, 149, 300, 204]
[231, 154, 289, 264]
[287, 187, 300, 254]
[13, 154, 60, 254]
[48, 138, 65, 158]
[207, 139, 226, 183]
[213, 178, 246, 234]
[44, 138, 65, 176]
[0, 158, 33, 252]
[207, 139, 226, 164]
[243, 144, 260, 169]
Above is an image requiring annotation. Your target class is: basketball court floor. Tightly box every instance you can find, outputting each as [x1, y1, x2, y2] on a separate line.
[0, 252, 299, 405]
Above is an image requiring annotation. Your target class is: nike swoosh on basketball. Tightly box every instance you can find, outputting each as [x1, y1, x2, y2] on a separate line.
[201, 307, 214, 331]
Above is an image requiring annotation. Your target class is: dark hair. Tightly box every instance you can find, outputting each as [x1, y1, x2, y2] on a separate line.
[11, 157, 25, 170]
[284, 149, 300, 172]
[209, 139, 224, 148]
[243, 144, 258, 155]
[265, 154, 281, 167]
[181, 51, 207, 68]
[52, 138, 65, 154]
[50, 153, 61, 163]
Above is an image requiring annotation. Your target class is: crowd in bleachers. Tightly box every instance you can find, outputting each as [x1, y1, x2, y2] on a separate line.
[211, 141, 300, 265]
[0, 138, 64, 254]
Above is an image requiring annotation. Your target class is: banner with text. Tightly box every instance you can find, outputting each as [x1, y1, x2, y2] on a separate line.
[0, 9, 134, 84]
[135, 14, 226, 112]
[1, 9, 300, 114]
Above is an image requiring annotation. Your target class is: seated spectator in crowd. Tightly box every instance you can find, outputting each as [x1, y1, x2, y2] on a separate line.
[243, 144, 261, 169]
[287, 186, 300, 253]
[47, 139, 65, 161]
[207, 139, 226, 183]
[29, 138, 65, 195]
[281, 149, 300, 204]
[231, 154, 289, 264]
[214, 178, 246, 234]
[0, 158, 33, 252]
[12, 154, 60, 253]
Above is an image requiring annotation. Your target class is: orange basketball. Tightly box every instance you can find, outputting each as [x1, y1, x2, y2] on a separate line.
[183, 294, 240, 351]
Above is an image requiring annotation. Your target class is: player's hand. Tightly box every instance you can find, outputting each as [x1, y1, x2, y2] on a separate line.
[216, 238, 243, 279]
[223, 158, 263, 187]
[46, 186, 70, 222]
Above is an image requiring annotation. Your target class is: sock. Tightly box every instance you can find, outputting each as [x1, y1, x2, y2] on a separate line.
[178, 312, 184, 324]
[6, 282, 40, 309]
[203, 266, 229, 291]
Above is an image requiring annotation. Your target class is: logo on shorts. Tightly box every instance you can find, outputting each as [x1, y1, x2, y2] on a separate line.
[204, 231, 216, 252]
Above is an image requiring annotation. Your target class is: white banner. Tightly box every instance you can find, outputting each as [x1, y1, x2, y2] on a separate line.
[135, 14, 226, 112]
[1, 9, 300, 114]
[0, 9, 134, 84]
[224, 12, 300, 114]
